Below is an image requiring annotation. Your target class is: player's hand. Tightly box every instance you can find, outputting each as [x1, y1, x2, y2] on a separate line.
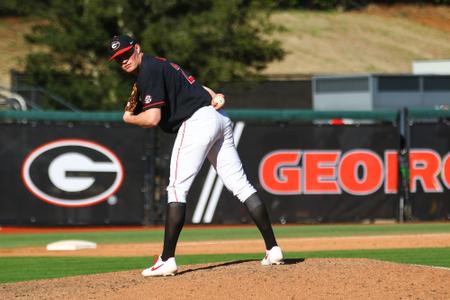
[122, 111, 133, 123]
[211, 93, 225, 110]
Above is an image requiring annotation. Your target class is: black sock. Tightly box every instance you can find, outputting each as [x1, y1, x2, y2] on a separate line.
[244, 193, 278, 250]
[161, 202, 186, 261]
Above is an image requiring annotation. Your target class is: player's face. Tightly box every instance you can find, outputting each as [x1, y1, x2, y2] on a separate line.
[116, 46, 139, 73]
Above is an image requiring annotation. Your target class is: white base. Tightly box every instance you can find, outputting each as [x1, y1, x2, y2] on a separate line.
[46, 240, 97, 251]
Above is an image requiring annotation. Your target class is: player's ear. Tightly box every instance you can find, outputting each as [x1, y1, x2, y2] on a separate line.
[135, 44, 141, 54]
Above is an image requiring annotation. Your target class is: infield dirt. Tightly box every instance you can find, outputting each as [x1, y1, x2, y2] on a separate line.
[1, 233, 450, 299]
[2, 233, 450, 257]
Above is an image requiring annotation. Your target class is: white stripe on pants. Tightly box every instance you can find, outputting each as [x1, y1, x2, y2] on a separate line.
[167, 106, 256, 203]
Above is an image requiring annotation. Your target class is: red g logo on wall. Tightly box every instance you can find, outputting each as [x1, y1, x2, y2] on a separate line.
[22, 139, 124, 207]
[259, 149, 450, 195]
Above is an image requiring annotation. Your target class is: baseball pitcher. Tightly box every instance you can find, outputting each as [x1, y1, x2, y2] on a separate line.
[108, 35, 283, 277]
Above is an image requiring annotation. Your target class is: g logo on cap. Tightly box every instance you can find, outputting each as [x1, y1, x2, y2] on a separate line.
[111, 41, 120, 50]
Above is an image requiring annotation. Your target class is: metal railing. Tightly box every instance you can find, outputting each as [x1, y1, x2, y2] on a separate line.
[7, 85, 81, 112]
[0, 87, 28, 111]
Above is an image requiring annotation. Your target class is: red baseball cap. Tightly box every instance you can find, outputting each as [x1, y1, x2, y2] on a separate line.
[108, 35, 136, 61]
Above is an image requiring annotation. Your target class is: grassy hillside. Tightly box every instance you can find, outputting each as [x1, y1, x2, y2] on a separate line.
[1, 4, 450, 87]
[263, 4, 450, 76]
[0, 17, 36, 87]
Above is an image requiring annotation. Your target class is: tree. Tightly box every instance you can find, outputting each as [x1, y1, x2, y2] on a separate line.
[21, 0, 284, 110]
[0, 0, 51, 16]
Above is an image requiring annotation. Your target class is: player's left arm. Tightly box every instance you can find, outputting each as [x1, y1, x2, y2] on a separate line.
[123, 108, 161, 128]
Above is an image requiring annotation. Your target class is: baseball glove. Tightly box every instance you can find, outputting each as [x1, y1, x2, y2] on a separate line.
[125, 83, 139, 113]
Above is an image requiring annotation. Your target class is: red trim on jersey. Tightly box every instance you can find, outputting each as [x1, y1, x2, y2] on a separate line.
[143, 101, 165, 109]
[154, 56, 167, 61]
[109, 45, 134, 60]
[173, 122, 187, 202]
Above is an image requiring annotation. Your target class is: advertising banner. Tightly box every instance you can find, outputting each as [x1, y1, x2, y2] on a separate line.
[186, 123, 401, 224]
[409, 122, 450, 220]
[1, 120, 448, 225]
[0, 123, 153, 225]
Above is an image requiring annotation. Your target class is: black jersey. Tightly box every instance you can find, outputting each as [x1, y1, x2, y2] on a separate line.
[136, 55, 212, 133]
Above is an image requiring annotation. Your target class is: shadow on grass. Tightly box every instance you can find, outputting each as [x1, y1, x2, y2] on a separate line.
[177, 258, 305, 276]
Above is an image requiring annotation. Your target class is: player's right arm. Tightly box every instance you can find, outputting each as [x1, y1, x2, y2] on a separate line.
[203, 85, 216, 98]
[203, 85, 225, 110]
[123, 108, 161, 128]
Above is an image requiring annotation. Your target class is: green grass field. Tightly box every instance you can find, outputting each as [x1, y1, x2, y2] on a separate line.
[1, 223, 449, 284]
[1, 248, 449, 284]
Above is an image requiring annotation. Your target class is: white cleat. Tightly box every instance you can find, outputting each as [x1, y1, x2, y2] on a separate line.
[142, 256, 178, 277]
[261, 246, 284, 265]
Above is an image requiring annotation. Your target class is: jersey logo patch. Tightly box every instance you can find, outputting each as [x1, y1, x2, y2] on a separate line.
[144, 95, 152, 104]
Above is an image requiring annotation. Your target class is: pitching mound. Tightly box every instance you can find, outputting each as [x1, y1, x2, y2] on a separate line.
[2, 258, 450, 299]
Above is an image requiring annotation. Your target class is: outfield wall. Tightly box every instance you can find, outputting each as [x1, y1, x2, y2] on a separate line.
[0, 109, 449, 225]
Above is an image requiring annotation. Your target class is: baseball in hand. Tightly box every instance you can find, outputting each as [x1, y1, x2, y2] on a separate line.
[213, 94, 225, 106]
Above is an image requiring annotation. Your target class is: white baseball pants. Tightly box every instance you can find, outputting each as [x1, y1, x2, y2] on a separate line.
[166, 106, 256, 203]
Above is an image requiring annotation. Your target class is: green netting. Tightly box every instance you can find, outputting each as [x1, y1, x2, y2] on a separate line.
[409, 108, 450, 120]
[0, 109, 399, 122]
[0, 110, 123, 122]
[226, 109, 398, 121]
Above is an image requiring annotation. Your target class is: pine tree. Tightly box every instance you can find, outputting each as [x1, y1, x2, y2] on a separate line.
[20, 0, 284, 110]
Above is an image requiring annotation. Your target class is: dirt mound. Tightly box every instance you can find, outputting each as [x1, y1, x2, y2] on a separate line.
[1, 258, 449, 299]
